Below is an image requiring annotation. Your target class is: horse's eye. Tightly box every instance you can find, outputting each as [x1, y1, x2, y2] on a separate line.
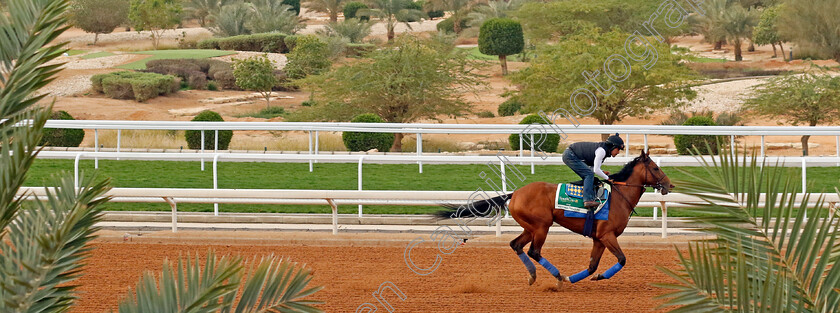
[654, 167, 660, 171]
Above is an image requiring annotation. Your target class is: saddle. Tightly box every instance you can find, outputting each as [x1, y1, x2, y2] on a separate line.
[554, 182, 611, 217]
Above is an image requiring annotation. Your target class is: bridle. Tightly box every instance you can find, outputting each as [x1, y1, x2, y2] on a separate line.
[608, 157, 669, 214]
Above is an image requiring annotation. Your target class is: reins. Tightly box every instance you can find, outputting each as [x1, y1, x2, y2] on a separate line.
[608, 157, 668, 216]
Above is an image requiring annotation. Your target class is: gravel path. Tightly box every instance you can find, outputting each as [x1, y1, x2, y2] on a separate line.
[683, 77, 769, 112]
[38, 74, 95, 97]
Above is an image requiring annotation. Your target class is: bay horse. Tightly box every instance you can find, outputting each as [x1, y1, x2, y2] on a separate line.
[437, 150, 674, 288]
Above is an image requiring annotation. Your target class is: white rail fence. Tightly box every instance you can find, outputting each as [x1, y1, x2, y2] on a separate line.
[17, 187, 839, 238]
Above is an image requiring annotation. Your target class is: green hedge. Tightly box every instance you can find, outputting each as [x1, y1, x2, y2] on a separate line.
[198, 33, 289, 53]
[478, 18, 524, 57]
[91, 71, 179, 102]
[184, 110, 234, 150]
[497, 98, 522, 116]
[508, 114, 561, 152]
[343, 1, 368, 20]
[342, 113, 394, 152]
[436, 16, 467, 33]
[40, 110, 85, 147]
[674, 116, 719, 155]
[143, 59, 232, 90]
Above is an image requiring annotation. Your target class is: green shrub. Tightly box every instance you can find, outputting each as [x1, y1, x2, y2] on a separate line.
[207, 81, 219, 91]
[40, 110, 85, 147]
[478, 18, 524, 57]
[92, 71, 179, 102]
[200, 33, 289, 53]
[184, 110, 234, 150]
[436, 16, 467, 33]
[508, 114, 561, 152]
[497, 98, 522, 116]
[212, 70, 238, 89]
[284, 35, 299, 51]
[674, 116, 719, 155]
[397, 1, 423, 22]
[427, 10, 444, 19]
[345, 43, 376, 57]
[342, 113, 395, 152]
[285, 35, 331, 80]
[143, 59, 221, 90]
[477, 110, 494, 118]
[301, 100, 316, 106]
[282, 0, 300, 15]
[343, 2, 368, 20]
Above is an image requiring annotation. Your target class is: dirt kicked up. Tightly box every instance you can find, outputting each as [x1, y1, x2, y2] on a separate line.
[73, 231, 696, 312]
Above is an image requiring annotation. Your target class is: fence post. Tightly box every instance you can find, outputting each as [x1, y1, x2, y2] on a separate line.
[213, 154, 220, 216]
[308, 131, 313, 172]
[200, 131, 205, 171]
[214, 130, 218, 152]
[644, 134, 648, 152]
[417, 133, 422, 173]
[327, 199, 338, 235]
[164, 197, 177, 232]
[761, 135, 765, 158]
[116, 129, 121, 160]
[530, 134, 534, 174]
[660, 201, 667, 238]
[358, 156, 365, 217]
[519, 135, 523, 165]
[315, 131, 319, 164]
[625, 133, 629, 157]
[653, 206, 657, 220]
[74, 153, 83, 190]
[94, 129, 99, 169]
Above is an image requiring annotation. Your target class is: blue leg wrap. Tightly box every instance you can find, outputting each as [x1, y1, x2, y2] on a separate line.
[517, 253, 536, 275]
[601, 262, 624, 279]
[538, 258, 560, 277]
[567, 269, 591, 283]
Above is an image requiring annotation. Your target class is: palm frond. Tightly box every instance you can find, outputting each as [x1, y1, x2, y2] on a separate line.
[656, 143, 840, 312]
[119, 253, 324, 313]
[0, 174, 112, 312]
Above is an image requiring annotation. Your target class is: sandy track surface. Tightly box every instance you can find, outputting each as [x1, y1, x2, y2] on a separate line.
[73, 231, 686, 312]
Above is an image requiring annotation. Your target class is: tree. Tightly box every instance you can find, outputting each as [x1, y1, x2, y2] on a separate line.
[511, 29, 697, 131]
[298, 36, 486, 151]
[465, 0, 522, 30]
[285, 35, 332, 80]
[689, 0, 729, 50]
[425, 0, 476, 34]
[478, 18, 523, 75]
[184, 0, 233, 27]
[655, 147, 840, 313]
[360, 0, 424, 42]
[128, 0, 182, 49]
[209, 2, 251, 36]
[304, 0, 345, 22]
[743, 72, 840, 156]
[778, 0, 840, 63]
[718, 0, 758, 61]
[69, 0, 129, 45]
[753, 5, 787, 59]
[245, 0, 303, 34]
[234, 55, 279, 108]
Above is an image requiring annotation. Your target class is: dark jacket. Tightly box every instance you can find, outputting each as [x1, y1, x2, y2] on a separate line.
[568, 141, 611, 166]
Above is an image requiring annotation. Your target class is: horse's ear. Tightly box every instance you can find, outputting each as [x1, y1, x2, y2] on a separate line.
[640, 150, 647, 158]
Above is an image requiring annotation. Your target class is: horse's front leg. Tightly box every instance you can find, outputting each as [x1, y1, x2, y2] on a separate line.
[591, 233, 626, 281]
[564, 239, 605, 283]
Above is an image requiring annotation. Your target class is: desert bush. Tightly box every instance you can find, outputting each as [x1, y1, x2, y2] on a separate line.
[92, 71, 179, 102]
[40, 110, 85, 147]
[184, 110, 233, 150]
[674, 116, 719, 155]
[342, 113, 395, 152]
[285, 35, 331, 79]
[427, 10, 444, 19]
[436, 16, 468, 33]
[397, 1, 424, 22]
[477, 110, 494, 118]
[199, 32, 289, 53]
[343, 1, 368, 20]
[144, 59, 231, 90]
[497, 98, 522, 116]
[283, 34, 299, 51]
[318, 19, 373, 43]
[197, 37, 221, 49]
[345, 43, 376, 57]
[508, 114, 561, 152]
[213, 70, 238, 89]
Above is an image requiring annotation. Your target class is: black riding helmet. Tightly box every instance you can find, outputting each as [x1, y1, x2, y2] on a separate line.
[606, 133, 624, 151]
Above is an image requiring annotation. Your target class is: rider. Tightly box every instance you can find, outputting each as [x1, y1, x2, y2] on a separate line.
[562, 133, 625, 209]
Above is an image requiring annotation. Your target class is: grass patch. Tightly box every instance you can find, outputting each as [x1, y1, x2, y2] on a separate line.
[460, 47, 522, 62]
[80, 51, 116, 59]
[688, 56, 728, 63]
[236, 106, 286, 119]
[66, 49, 86, 56]
[25, 160, 840, 216]
[116, 49, 235, 70]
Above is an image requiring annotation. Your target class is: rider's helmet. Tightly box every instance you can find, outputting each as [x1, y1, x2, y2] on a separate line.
[606, 133, 625, 151]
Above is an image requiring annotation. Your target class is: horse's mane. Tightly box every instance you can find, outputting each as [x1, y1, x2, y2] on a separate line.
[608, 156, 645, 182]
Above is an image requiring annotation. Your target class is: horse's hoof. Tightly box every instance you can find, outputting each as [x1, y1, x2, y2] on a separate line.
[556, 276, 565, 290]
[591, 274, 605, 281]
[528, 273, 536, 285]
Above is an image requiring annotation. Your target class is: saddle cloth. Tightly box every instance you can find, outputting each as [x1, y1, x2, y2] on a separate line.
[555, 183, 611, 220]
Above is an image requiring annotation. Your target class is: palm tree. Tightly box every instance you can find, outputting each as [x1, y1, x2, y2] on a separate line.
[465, 0, 522, 29]
[304, 0, 345, 22]
[246, 0, 304, 34]
[655, 145, 840, 312]
[184, 0, 234, 26]
[690, 0, 729, 50]
[720, 2, 757, 61]
[360, 0, 424, 42]
[0, 0, 324, 311]
[209, 2, 252, 36]
[426, 0, 479, 34]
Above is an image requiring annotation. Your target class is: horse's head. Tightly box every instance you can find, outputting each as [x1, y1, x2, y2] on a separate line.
[637, 150, 675, 195]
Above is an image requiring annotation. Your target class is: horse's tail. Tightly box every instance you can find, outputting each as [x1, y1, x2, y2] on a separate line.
[434, 193, 514, 219]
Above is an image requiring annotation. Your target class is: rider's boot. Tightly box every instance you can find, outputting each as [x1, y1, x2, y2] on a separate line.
[583, 201, 598, 211]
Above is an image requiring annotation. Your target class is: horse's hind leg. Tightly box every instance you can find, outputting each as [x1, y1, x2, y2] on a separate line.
[510, 230, 536, 285]
[527, 227, 565, 289]
[591, 233, 626, 281]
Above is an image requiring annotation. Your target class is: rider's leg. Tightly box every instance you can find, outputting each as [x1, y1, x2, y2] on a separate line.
[562, 150, 597, 206]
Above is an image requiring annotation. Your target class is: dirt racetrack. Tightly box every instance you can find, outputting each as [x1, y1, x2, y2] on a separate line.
[73, 231, 696, 312]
